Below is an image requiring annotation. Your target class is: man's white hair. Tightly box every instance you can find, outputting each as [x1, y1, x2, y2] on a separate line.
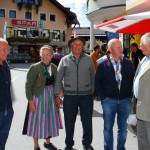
[107, 38, 119, 49]
[141, 32, 150, 46]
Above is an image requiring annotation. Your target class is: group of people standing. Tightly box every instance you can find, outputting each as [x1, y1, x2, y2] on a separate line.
[0, 32, 150, 150]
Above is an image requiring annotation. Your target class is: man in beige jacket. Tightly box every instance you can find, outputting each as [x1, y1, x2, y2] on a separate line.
[133, 32, 150, 150]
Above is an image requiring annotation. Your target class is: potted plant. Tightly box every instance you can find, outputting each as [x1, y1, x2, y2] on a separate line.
[17, 2, 23, 10]
[25, 3, 32, 11]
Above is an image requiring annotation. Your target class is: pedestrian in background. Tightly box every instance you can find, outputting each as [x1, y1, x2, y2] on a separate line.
[54, 37, 95, 150]
[90, 45, 101, 71]
[95, 38, 134, 150]
[23, 45, 63, 150]
[0, 38, 14, 150]
[130, 42, 144, 71]
[51, 46, 64, 66]
[90, 45, 101, 101]
[133, 32, 150, 150]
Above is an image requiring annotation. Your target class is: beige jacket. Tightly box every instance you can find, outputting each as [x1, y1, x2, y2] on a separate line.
[134, 56, 150, 122]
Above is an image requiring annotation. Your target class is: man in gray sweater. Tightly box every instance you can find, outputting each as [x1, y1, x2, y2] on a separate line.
[54, 37, 95, 150]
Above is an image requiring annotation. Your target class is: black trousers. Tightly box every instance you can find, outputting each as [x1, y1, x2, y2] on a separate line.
[63, 94, 93, 148]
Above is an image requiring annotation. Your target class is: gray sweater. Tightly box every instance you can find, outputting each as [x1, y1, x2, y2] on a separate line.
[54, 53, 95, 96]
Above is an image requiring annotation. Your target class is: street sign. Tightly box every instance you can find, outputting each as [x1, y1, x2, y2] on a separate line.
[38, 21, 44, 27]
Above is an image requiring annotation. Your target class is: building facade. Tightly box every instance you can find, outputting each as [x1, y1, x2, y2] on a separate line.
[0, 0, 79, 61]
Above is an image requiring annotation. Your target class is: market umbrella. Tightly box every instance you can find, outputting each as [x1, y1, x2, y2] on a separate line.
[96, 11, 150, 34]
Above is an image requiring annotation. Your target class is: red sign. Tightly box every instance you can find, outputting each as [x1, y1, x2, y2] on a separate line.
[12, 19, 37, 27]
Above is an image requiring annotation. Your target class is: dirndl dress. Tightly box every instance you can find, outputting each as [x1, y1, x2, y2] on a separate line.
[27, 76, 63, 139]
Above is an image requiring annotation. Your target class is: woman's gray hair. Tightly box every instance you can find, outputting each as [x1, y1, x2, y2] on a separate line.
[141, 32, 150, 46]
[40, 45, 54, 56]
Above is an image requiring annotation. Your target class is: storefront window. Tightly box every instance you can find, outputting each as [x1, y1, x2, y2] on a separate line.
[123, 34, 130, 58]
[17, 28, 27, 37]
[63, 30, 65, 42]
[29, 28, 38, 38]
[52, 30, 60, 41]
[42, 29, 49, 38]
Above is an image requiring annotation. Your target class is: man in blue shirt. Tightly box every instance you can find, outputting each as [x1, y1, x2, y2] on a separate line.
[133, 32, 150, 150]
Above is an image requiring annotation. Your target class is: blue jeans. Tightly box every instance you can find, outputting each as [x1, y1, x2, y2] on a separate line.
[63, 95, 93, 148]
[0, 107, 14, 150]
[101, 98, 131, 150]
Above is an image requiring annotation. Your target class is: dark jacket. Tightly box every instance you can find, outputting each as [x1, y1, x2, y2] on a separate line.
[132, 49, 145, 71]
[51, 53, 64, 66]
[95, 55, 134, 100]
[0, 61, 12, 110]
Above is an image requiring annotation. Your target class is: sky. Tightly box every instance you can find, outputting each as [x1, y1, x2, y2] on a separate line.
[57, 0, 90, 27]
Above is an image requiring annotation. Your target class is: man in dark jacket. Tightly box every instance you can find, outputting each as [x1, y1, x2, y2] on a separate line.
[95, 39, 134, 150]
[0, 38, 14, 150]
[130, 42, 144, 71]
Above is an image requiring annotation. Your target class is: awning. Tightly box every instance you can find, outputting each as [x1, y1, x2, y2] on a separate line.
[96, 11, 150, 34]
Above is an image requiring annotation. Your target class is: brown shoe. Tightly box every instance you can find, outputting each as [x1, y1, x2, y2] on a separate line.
[44, 142, 57, 150]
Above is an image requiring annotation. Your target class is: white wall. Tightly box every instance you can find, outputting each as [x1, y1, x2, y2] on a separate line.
[87, 0, 126, 14]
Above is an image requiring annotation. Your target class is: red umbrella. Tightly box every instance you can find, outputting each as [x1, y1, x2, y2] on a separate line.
[96, 11, 150, 34]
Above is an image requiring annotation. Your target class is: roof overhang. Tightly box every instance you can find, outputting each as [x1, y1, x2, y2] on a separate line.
[86, 4, 126, 25]
[96, 11, 150, 34]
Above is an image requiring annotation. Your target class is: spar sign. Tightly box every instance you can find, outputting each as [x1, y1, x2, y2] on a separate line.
[12, 19, 37, 27]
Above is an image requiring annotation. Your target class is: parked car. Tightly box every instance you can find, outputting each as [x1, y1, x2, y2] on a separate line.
[7, 53, 31, 63]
